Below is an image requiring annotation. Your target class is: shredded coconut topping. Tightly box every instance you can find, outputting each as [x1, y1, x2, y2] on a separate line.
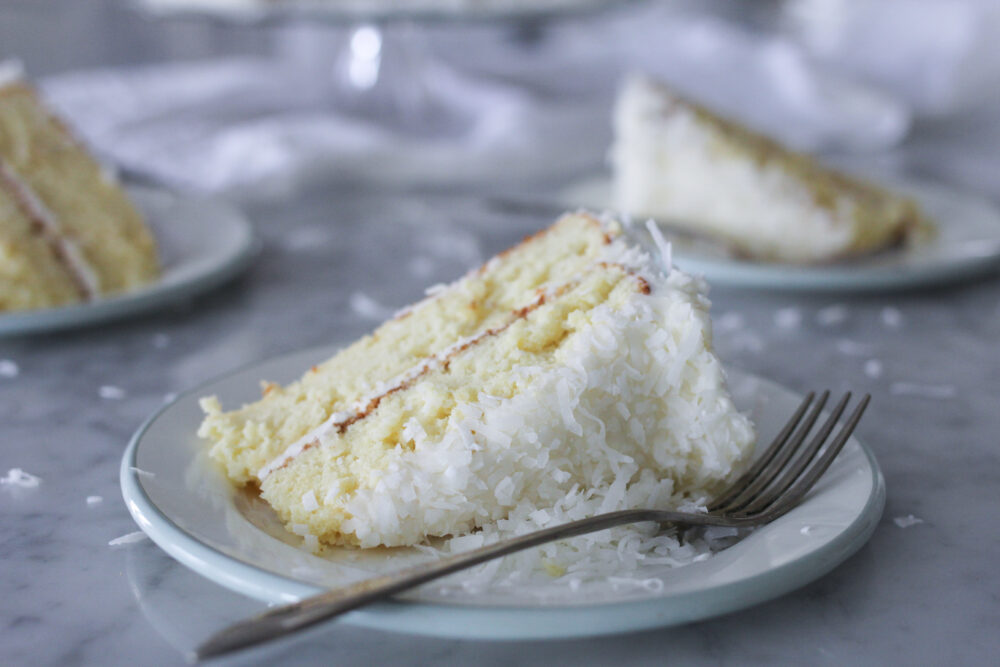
[1, 468, 41, 489]
[0, 359, 18, 378]
[108, 531, 148, 547]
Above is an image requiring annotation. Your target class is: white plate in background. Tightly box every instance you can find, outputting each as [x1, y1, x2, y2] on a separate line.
[0, 184, 259, 337]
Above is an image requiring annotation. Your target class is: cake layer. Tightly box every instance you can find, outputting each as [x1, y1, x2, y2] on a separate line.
[200, 214, 620, 484]
[227, 220, 755, 549]
[0, 82, 158, 299]
[0, 181, 81, 310]
[612, 76, 930, 263]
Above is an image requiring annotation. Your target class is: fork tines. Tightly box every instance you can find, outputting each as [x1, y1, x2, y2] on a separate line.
[710, 391, 870, 522]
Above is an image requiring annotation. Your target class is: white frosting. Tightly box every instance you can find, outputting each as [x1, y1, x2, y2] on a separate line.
[0, 159, 101, 299]
[612, 75, 855, 262]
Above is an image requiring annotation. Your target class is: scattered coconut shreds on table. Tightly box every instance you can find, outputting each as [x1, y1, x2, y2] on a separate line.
[714, 312, 744, 333]
[0, 359, 19, 378]
[99, 385, 126, 400]
[108, 531, 148, 547]
[864, 359, 884, 379]
[881, 307, 903, 328]
[1, 468, 41, 489]
[816, 304, 848, 326]
[774, 307, 802, 329]
[86, 495, 103, 506]
[890, 382, 957, 399]
[349, 291, 395, 321]
[894, 515, 925, 528]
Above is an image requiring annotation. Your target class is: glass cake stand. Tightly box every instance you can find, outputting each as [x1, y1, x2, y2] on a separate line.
[130, 0, 641, 139]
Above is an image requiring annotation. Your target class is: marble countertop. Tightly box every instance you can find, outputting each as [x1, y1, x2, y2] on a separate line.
[3, 185, 1000, 666]
[3, 3, 1000, 665]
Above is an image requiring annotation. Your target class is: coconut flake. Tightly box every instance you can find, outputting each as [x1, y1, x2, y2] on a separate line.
[0, 359, 19, 378]
[99, 385, 126, 400]
[881, 307, 903, 328]
[1, 468, 40, 489]
[816, 304, 848, 326]
[302, 490, 319, 511]
[774, 307, 802, 329]
[644, 219, 672, 274]
[893, 515, 924, 528]
[108, 531, 148, 547]
[864, 359, 883, 379]
[714, 312, 744, 333]
[349, 292, 395, 320]
[86, 495, 103, 506]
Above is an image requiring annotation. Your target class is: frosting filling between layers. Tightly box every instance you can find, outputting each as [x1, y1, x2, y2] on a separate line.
[255, 261, 653, 482]
[0, 158, 101, 299]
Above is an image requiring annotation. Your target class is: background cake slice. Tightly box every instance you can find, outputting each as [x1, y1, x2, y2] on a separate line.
[200, 213, 756, 550]
[612, 75, 932, 263]
[0, 61, 159, 312]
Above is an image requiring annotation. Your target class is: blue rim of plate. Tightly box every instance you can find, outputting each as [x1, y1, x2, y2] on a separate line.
[0, 185, 260, 337]
[120, 358, 885, 640]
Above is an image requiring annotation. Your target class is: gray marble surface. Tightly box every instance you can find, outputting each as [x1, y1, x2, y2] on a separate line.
[3, 185, 1000, 666]
[3, 2, 1000, 666]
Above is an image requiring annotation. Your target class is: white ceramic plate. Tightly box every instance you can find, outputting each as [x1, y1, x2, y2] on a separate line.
[0, 185, 259, 337]
[561, 176, 1000, 292]
[121, 343, 884, 640]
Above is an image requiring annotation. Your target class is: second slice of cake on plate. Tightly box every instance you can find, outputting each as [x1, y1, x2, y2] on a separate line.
[0, 61, 159, 312]
[200, 213, 755, 556]
[612, 75, 932, 263]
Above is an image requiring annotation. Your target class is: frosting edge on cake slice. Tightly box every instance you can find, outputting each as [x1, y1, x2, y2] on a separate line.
[612, 75, 933, 263]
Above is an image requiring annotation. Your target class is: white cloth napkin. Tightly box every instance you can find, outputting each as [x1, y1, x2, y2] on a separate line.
[37, 1, 1000, 198]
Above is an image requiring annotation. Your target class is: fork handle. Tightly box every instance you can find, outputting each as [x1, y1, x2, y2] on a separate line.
[197, 508, 733, 659]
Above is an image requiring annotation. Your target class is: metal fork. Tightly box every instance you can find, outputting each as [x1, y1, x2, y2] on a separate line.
[197, 390, 869, 660]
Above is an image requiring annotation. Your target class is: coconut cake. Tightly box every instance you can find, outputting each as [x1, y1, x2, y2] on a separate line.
[0, 61, 159, 312]
[200, 212, 755, 552]
[612, 75, 932, 263]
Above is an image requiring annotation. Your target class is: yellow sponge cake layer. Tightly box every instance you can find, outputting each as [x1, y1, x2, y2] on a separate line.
[200, 214, 619, 484]
[0, 189, 81, 310]
[201, 213, 756, 550]
[0, 82, 158, 300]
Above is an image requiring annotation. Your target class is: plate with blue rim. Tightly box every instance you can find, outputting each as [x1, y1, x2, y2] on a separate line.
[121, 343, 884, 640]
